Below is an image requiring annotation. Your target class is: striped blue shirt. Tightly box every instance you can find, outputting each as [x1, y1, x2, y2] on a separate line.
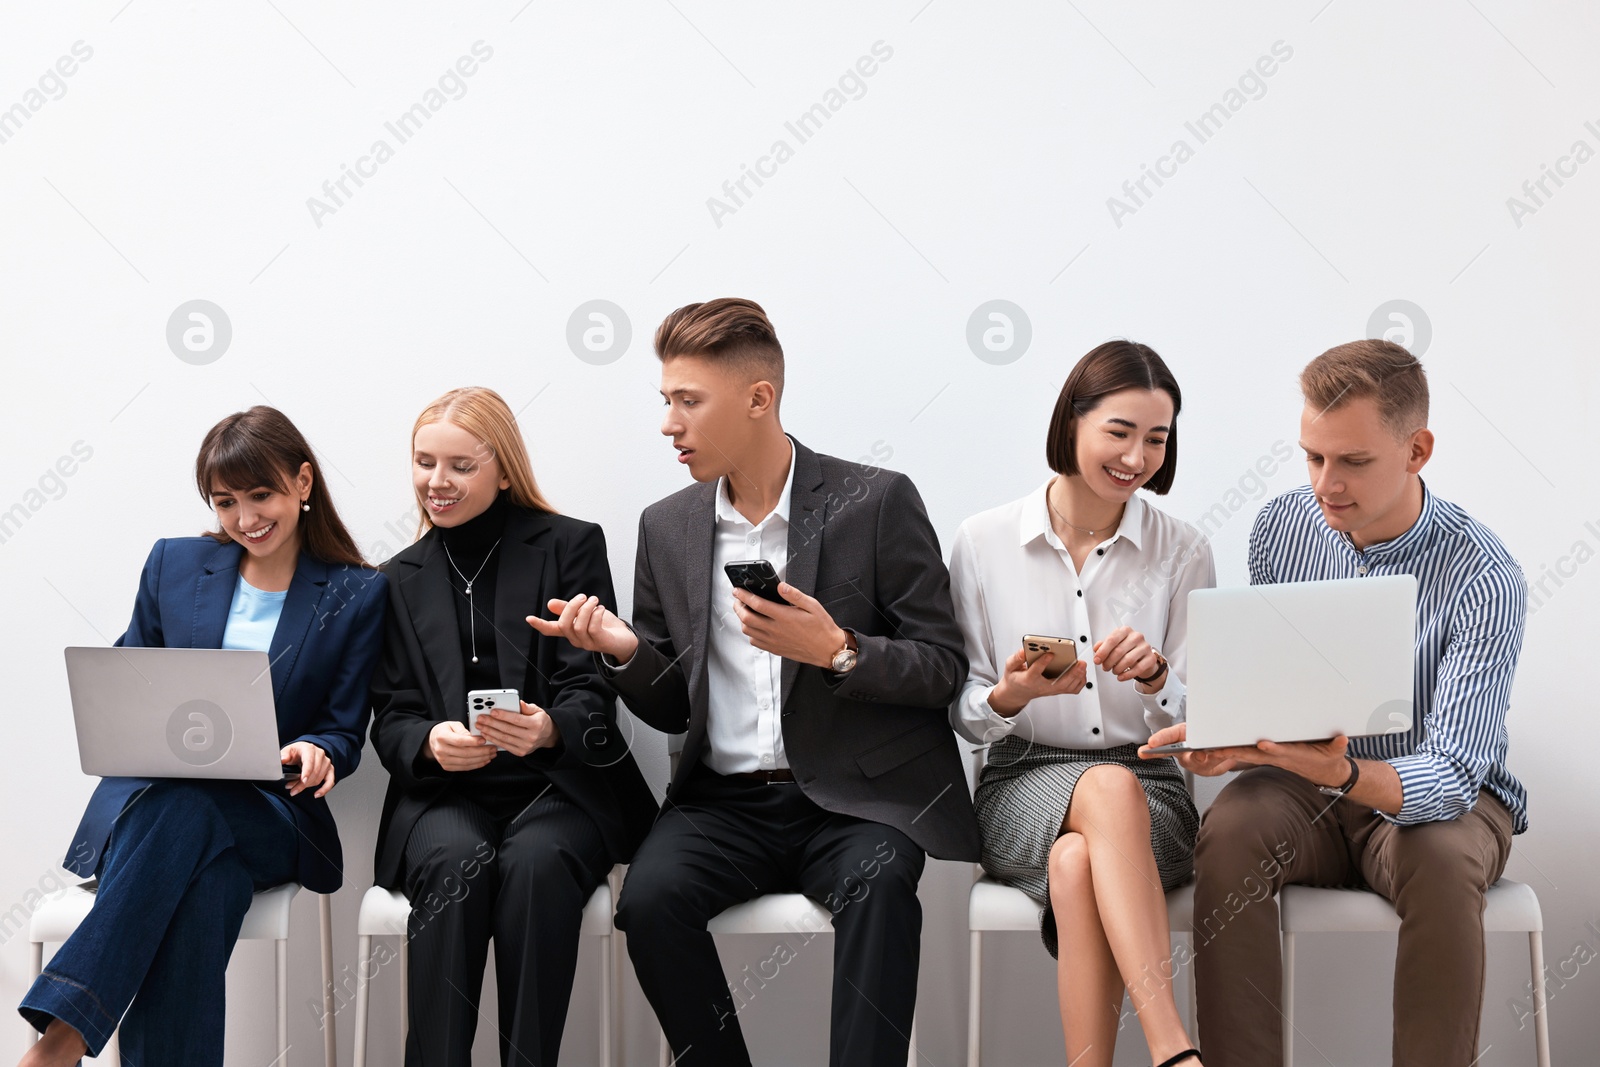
[1249, 481, 1528, 832]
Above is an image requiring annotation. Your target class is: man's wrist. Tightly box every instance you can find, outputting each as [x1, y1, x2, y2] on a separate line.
[1316, 755, 1360, 792]
[603, 635, 638, 668]
[821, 626, 856, 670]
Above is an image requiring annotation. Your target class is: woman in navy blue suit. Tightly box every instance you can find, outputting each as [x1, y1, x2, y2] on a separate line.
[17, 406, 388, 1067]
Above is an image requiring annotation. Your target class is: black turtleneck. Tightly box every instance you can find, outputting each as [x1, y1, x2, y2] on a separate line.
[438, 490, 510, 695]
[435, 491, 546, 817]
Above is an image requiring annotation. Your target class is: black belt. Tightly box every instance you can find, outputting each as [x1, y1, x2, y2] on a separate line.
[724, 768, 796, 784]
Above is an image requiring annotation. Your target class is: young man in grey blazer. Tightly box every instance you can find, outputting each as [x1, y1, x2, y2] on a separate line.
[530, 297, 980, 1066]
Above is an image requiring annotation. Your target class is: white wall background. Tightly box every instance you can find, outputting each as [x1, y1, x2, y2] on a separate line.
[2, 1, 1596, 1064]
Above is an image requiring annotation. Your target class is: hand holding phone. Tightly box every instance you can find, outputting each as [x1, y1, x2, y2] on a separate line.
[989, 635, 1089, 717]
[468, 689, 521, 751]
[1023, 634, 1078, 679]
[724, 559, 785, 603]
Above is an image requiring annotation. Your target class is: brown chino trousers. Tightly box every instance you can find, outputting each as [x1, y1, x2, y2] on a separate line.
[1192, 766, 1514, 1066]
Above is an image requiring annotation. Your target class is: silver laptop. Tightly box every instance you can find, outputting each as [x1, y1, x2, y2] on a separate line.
[64, 646, 288, 779]
[1149, 575, 1416, 752]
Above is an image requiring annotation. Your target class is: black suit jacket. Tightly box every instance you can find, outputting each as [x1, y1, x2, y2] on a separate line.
[601, 436, 981, 862]
[369, 505, 657, 888]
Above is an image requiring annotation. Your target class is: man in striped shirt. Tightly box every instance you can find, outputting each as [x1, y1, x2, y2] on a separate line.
[1143, 339, 1529, 1066]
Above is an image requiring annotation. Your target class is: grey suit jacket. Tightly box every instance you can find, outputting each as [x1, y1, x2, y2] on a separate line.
[601, 435, 981, 862]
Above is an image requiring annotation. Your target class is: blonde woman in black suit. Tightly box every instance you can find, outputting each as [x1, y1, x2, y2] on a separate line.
[369, 387, 655, 1067]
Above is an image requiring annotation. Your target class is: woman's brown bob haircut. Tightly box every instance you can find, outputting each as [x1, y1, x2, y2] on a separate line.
[1046, 340, 1182, 495]
[1299, 339, 1428, 438]
[195, 405, 370, 567]
[654, 297, 785, 401]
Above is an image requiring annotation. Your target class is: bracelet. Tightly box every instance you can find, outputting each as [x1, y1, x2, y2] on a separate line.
[1133, 653, 1168, 686]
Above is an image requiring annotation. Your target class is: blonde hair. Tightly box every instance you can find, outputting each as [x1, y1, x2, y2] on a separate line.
[411, 387, 556, 537]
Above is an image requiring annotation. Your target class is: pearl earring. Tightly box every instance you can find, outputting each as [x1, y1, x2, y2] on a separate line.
[301, 501, 310, 512]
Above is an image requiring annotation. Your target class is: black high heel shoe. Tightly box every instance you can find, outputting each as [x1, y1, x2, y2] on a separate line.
[1154, 1051, 1201, 1067]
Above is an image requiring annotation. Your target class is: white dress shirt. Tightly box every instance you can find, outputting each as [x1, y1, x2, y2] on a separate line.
[948, 481, 1215, 750]
[702, 435, 798, 773]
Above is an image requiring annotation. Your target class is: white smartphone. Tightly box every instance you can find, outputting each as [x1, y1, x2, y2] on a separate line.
[467, 688, 521, 750]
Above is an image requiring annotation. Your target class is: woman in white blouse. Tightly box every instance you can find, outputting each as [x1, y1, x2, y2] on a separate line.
[950, 340, 1214, 1067]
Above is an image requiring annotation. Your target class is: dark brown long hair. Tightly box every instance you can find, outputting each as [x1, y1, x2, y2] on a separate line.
[1046, 340, 1183, 495]
[195, 406, 371, 568]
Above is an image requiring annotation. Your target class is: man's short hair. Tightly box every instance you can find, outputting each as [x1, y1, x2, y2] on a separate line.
[654, 298, 784, 401]
[1300, 339, 1429, 437]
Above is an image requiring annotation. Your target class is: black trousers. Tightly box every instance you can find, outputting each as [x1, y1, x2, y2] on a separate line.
[400, 787, 611, 1067]
[615, 767, 926, 1067]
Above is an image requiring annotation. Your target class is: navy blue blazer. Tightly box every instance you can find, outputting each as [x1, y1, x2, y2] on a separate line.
[63, 536, 388, 893]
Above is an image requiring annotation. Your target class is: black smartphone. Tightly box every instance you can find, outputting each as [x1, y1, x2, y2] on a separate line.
[724, 559, 785, 602]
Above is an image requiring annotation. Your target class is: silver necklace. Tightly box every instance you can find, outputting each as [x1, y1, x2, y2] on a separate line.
[442, 537, 501, 663]
[1047, 480, 1118, 538]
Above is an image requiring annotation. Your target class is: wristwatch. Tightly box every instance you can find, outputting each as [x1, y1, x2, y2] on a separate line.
[1134, 651, 1168, 686]
[829, 629, 859, 674]
[1318, 755, 1361, 798]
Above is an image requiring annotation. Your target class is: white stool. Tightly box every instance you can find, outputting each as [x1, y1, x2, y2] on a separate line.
[27, 881, 335, 1067]
[352, 873, 620, 1067]
[966, 877, 1197, 1066]
[1279, 879, 1550, 1067]
[655, 893, 919, 1067]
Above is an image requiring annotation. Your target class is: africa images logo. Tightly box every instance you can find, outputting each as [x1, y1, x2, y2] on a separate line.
[166, 700, 233, 766]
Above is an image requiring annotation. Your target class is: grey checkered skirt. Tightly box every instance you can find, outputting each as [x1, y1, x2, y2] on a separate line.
[973, 736, 1198, 958]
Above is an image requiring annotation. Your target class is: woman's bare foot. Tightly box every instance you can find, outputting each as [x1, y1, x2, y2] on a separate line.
[17, 1018, 88, 1067]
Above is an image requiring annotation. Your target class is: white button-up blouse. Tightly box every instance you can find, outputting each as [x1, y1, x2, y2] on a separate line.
[948, 481, 1215, 750]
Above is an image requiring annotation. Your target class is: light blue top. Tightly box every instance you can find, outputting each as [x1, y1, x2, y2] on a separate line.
[221, 574, 288, 653]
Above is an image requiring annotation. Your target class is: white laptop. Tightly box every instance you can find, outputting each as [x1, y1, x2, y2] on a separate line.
[1147, 575, 1416, 752]
[64, 646, 289, 779]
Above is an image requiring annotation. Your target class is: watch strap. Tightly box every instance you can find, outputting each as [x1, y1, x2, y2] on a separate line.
[1338, 753, 1360, 792]
[1134, 652, 1168, 686]
[1321, 754, 1360, 796]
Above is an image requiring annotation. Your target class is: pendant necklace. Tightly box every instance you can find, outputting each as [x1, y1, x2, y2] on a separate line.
[443, 537, 502, 663]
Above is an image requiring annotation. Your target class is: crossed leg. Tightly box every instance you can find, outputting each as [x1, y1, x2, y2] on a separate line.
[1049, 765, 1198, 1067]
